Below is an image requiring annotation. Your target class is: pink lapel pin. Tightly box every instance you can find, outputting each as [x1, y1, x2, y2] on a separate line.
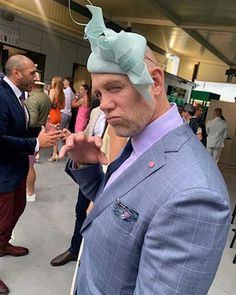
[148, 160, 155, 168]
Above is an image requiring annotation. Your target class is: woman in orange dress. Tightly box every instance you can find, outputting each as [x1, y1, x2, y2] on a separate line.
[48, 76, 65, 161]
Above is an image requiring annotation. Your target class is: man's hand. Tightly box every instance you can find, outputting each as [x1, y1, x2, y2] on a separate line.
[61, 128, 71, 141]
[37, 126, 63, 148]
[59, 132, 109, 165]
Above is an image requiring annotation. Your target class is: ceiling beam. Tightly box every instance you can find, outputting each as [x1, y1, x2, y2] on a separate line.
[148, 0, 233, 66]
[111, 15, 236, 33]
[179, 22, 236, 33]
[148, 0, 181, 25]
[111, 16, 174, 27]
[185, 29, 234, 66]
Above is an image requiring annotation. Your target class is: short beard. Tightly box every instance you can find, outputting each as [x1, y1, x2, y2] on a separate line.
[112, 116, 150, 137]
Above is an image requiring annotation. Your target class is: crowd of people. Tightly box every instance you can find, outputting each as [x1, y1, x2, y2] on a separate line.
[0, 4, 231, 295]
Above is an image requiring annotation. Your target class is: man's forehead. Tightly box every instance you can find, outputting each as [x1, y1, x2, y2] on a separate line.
[22, 60, 36, 70]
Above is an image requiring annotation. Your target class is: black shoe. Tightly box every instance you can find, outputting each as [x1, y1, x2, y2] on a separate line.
[50, 250, 77, 266]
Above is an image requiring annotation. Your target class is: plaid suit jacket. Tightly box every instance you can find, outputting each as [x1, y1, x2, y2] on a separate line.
[68, 123, 230, 295]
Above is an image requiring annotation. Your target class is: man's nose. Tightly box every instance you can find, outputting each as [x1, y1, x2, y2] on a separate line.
[99, 93, 115, 111]
[33, 73, 37, 81]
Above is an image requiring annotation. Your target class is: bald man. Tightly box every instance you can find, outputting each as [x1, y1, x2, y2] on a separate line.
[0, 55, 62, 292]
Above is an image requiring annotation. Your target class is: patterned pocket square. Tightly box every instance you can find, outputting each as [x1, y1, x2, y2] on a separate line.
[113, 199, 139, 222]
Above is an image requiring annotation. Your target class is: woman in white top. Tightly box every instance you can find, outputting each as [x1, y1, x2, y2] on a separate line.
[60, 77, 75, 129]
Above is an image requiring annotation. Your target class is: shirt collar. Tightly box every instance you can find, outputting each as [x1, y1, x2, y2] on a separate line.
[131, 103, 183, 157]
[3, 76, 22, 99]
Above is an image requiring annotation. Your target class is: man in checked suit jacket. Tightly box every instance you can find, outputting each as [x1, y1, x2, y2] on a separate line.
[60, 5, 230, 295]
[0, 55, 62, 293]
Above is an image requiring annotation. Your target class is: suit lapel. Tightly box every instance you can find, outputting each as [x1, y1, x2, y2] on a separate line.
[2, 79, 26, 116]
[82, 138, 167, 230]
[82, 124, 192, 231]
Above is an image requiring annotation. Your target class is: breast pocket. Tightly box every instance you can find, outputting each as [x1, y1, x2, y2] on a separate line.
[109, 199, 139, 235]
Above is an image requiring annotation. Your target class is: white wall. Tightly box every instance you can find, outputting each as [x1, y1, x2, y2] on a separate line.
[195, 81, 236, 102]
[178, 57, 228, 83]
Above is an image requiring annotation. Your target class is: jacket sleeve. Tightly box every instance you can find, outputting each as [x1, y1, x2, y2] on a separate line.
[223, 123, 229, 140]
[134, 187, 230, 295]
[0, 97, 36, 154]
[65, 160, 104, 201]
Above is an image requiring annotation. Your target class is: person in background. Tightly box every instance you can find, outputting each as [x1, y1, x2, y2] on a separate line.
[50, 106, 127, 266]
[25, 73, 51, 201]
[181, 103, 203, 141]
[206, 107, 228, 163]
[189, 104, 207, 146]
[180, 103, 195, 123]
[68, 84, 79, 133]
[73, 84, 91, 132]
[60, 6, 230, 295]
[0, 54, 62, 294]
[61, 77, 75, 130]
[57, 77, 75, 151]
[48, 76, 65, 162]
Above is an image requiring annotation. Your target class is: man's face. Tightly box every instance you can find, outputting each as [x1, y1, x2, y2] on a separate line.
[181, 110, 192, 122]
[79, 86, 86, 97]
[196, 108, 203, 117]
[17, 60, 37, 91]
[92, 73, 156, 137]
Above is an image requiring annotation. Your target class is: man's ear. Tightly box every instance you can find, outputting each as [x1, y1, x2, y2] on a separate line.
[150, 67, 164, 95]
[14, 68, 22, 80]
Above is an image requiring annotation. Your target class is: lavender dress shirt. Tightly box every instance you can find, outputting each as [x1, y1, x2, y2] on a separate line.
[105, 103, 183, 188]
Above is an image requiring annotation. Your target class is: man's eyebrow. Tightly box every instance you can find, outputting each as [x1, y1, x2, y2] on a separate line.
[104, 80, 125, 87]
[144, 55, 158, 66]
[92, 80, 126, 93]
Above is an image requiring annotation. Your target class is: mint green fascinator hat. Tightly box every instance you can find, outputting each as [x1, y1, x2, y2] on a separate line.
[84, 5, 154, 100]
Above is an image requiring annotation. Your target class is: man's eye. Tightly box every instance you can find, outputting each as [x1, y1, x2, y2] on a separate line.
[109, 86, 121, 93]
[95, 91, 102, 99]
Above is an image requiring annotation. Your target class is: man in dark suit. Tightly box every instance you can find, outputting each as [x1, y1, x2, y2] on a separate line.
[0, 54, 63, 293]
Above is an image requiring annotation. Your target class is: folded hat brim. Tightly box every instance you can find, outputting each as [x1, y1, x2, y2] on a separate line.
[34, 81, 45, 85]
